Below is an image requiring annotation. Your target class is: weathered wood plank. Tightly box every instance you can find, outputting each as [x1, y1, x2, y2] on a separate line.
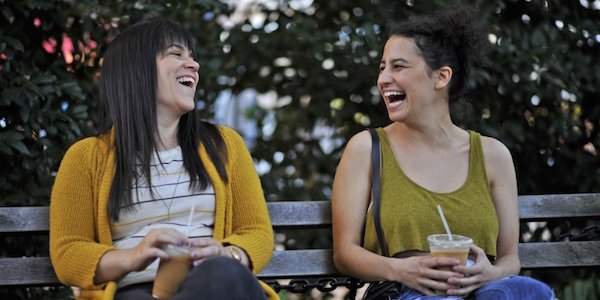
[268, 201, 331, 229]
[258, 249, 336, 279]
[0, 257, 59, 286]
[2, 194, 599, 234]
[3, 241, 600, 286]
[518, 193, 600, 221]
[0, 206, 50, 233]
[519, 241, 600, 269]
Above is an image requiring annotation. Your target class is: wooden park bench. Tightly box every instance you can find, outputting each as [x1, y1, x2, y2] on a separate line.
[1, 193, 600, 298]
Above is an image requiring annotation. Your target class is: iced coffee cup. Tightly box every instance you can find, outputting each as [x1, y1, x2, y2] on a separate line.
[152, 244, 193, 300]
[427, 234, 473, 270]
[427, 234, 472, 296]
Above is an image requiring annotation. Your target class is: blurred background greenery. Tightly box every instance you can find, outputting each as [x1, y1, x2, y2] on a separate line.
[1, 0, 599, 299]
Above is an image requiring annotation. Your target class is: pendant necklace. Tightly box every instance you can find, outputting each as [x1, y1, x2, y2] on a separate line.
[156, 168, 184, 222]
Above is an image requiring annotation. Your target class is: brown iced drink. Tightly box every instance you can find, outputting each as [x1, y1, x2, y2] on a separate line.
[152, 246, 192, 299]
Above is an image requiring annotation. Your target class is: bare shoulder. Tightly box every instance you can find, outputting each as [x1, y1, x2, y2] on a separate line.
[480, 135, 513, 163]
[343, 129, 373, 158]
[479, 135, 517, 186]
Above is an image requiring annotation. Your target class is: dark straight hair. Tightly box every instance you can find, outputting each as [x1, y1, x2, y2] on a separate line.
[97, 19, 228, 221]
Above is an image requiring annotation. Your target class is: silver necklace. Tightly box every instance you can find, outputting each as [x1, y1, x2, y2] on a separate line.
[155, 168, 184, 222]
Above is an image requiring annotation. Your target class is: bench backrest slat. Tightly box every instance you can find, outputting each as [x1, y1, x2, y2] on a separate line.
[518, 193, 600, 221]
[0, 206, 50, 233]
[268, 201, 331, 229]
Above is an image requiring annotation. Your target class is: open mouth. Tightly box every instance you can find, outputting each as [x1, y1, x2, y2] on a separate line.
[176, 76, 195, 88]
[384, 91, 406, 103]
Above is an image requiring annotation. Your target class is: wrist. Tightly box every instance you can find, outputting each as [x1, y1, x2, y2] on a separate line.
[226, 246, 243, 263]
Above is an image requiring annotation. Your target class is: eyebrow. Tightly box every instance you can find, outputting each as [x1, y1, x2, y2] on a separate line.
[165, 44, 193, 54]
[380, 58, 410, 64]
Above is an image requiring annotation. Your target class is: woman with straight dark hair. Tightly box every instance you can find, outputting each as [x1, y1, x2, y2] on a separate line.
[50, 19, 276, 300]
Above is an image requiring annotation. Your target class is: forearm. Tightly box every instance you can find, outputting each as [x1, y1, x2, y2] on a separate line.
[334, 244, 400, 282]
[94, 249, 135, 284]
[492, 253, 520, 279]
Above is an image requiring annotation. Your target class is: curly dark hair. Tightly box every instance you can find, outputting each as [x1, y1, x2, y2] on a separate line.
[389, 6, 489, 102]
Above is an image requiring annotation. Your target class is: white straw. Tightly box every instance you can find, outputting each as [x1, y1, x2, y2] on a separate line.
[185, 204, 195, 237]
[436, 204, 453, 240]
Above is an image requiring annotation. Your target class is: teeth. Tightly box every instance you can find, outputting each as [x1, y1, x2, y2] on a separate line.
[383, 91, 405, 97]
[176, 76, 195, 84]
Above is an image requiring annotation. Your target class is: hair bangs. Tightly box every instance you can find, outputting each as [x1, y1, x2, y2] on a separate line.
[155, 21, 197, 58]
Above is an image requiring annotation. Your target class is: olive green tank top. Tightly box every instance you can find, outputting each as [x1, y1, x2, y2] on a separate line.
[363, 128, 499, 258]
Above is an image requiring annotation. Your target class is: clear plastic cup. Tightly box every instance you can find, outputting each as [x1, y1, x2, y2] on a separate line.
[152, 244, 192, 300]
[427, 234, 473, 268]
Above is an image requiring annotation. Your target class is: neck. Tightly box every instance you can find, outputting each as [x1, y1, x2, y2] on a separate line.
[156, 121, 180, 151]
[390, 121, 465, 148]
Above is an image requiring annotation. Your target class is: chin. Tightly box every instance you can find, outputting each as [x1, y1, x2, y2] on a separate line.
[387, 111, 408, 123]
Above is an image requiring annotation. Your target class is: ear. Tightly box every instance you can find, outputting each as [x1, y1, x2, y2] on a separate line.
[434, 66, 452, 90]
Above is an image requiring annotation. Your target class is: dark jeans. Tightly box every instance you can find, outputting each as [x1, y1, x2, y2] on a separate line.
[114, 256, 266, 300]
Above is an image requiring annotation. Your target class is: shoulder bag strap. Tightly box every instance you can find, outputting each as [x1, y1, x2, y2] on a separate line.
[368, 128, 389, 257]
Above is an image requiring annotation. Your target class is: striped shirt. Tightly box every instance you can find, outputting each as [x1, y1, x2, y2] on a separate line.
[110, 146, 215, 287]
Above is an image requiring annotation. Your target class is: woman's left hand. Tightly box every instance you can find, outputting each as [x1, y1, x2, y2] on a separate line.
[445, 244, 503, 297]
[187, 237, 229, 266]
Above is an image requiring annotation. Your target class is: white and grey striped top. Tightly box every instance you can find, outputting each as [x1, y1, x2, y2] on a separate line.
[110, 146, 215, 287]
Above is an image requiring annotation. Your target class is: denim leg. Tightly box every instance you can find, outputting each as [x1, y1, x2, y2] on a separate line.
[392, 275, 554, 300]
[393, 285, 464, 300]
[173, 256, 266, 300]
[472, 275, 555, 300]
[114, 282, 155, 300]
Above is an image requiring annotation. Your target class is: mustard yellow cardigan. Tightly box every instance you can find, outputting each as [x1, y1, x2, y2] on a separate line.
[49, 126, 277, 300]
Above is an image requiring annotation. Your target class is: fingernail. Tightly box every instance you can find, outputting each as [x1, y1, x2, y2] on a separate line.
[176, 241, 184, 246]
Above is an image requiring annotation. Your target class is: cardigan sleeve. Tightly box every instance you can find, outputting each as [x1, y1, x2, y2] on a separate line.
[219, 127, 274, 273]
[49, 138, 114, 289]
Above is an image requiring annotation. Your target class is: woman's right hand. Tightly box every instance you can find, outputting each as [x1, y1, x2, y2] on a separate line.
[393, 255, 463, 296]
[126, 228, 188, 272]
[94, 228, 188, 284]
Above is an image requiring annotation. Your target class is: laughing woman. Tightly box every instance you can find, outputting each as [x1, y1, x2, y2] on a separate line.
[50, 19, 276, 300]
[332, 6, 555, 300]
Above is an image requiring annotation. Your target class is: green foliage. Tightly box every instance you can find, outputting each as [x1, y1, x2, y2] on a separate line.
[1, 0, 599, 299]
[560, 275, 600, 300]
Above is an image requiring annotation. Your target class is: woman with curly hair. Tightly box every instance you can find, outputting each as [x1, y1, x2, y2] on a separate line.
[332, 6, 554, 300]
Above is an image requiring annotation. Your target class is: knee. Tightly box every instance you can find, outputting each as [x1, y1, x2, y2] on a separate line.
[476, 276, 554, 299]
[511, 276, 553, 293]
[190, 256, 250, 281]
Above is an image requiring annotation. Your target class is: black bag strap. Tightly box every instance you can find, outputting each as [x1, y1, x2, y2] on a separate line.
[368, 128, 389, 257]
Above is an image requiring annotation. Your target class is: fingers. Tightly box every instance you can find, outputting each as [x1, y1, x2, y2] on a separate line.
[447, 281, 484, 297]
[187, 237, 228, 266]
[401, 256, 463, 296]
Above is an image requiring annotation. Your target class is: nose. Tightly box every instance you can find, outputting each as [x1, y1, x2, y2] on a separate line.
[377, 67, 392, 87]
[186, 57, 199, 72]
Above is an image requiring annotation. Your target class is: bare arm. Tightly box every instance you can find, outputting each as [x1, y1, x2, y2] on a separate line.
[332, 130, 398, 281]
[483, 137, 520, 276]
